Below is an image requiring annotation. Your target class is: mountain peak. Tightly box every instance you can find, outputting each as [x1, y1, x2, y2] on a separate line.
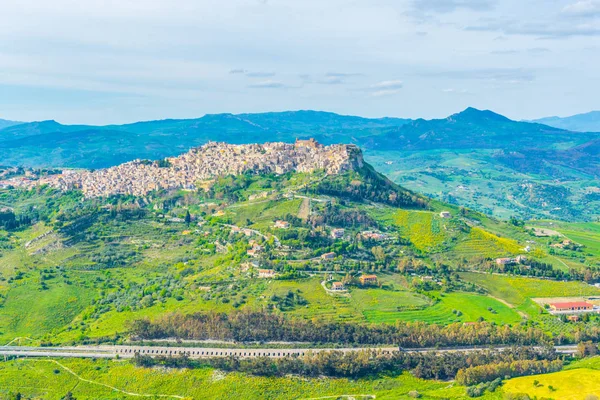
[450, 107, 511, 123]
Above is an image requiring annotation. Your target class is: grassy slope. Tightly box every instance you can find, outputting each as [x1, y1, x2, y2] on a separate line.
[0, 170, 593, 346]
[460, 272, 600, 307]
[0, 192, 592, 344]
[0, 358, 500, 400]
[504, 356, 600, 399]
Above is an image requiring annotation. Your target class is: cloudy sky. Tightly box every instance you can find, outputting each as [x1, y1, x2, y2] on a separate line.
[1, 0, 599, 124]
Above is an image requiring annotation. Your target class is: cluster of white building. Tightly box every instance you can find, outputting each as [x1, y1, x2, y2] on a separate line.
[40, 140, 363, 198]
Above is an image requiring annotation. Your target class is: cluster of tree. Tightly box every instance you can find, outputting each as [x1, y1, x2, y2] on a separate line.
[129, 310, 552, 347]
[455, 359, 563, 386]
[308, 204, 378, 229]
[465, 378, 502, 398]
[0, 210, 32, 230]
[474, 257, 600, 282]
[496, 259, 560, 279]
[155, 159, 172, 168]
[90, 273, 186, 318]
[313, 168, 428, 209]
[90, 245, 140, 269]
[205, 172, 282, 203]
[108, 207, 147, 221]
[133, 346, 560, 381]
[279, 213, 304, 228]
[268, 290, 308, 311]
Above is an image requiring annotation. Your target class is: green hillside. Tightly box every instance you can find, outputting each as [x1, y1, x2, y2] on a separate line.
[0, 154, 599, 399]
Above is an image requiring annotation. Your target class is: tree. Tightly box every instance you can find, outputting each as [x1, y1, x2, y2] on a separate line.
[184, 210, 191, 224]
[61, 392, 76, 400]
[371, 246, 386, 263]
[577, 341, 599, 358]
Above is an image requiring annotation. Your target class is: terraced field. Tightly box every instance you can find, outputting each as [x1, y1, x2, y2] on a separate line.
[455, 227, 523, 258]
[262, 277, 361, 322]
[393, 292, 522, 325]
[350, 288, 432, 323]
[394, 210, 447, 252]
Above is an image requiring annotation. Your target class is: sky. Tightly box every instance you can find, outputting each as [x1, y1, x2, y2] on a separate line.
[0, 0, 599, 124]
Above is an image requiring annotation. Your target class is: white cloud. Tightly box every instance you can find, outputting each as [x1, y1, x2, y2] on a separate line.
[367, 80, 403, 97]
[247, 80, 288, 89]
[246, 71, 276, 78]
[442, 88, 470, 94]
[370, 80, 404, 89]
[0, 0, 598, 123]
[410, 0, 497, 14]
[563, 0, 600, 17]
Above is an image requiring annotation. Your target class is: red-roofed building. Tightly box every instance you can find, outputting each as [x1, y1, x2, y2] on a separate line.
[549, 301, 593, 312]
[359, 274, 378, 286]
[258, 269, 276, 279]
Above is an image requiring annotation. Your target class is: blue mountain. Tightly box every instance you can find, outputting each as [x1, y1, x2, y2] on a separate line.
[531, 111, 600, 133]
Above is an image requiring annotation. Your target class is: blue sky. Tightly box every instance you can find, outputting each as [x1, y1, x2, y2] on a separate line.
[0, 0, 599, 124]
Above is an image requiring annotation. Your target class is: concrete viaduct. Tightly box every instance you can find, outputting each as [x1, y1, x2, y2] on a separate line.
[0, 344, 579, 360]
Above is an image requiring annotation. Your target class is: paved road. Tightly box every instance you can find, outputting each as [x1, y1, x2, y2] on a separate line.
[0, 344, 579, 360]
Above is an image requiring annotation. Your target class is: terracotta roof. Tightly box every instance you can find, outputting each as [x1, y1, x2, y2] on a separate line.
[550, 301, 593, 309]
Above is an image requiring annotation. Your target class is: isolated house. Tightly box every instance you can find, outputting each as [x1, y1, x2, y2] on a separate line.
[359, 274, 378, 285]
[274, 220, 290, 229]
[549, 302, 593, 312]
[331, 228, 345, 239]
[258, 269, 276, 279]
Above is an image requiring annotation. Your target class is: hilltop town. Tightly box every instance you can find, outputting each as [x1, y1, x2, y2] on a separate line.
[13, 139, 363, 198]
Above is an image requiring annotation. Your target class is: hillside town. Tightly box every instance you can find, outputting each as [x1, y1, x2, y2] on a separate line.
[5, 139, 363, 198]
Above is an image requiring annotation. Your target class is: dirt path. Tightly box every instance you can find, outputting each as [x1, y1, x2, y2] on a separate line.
[298, 198, 310, 220]
[35, 359, 185, 399]
[552, 255, 570, 270]
[4, 337, 34, 346]
[488, 295, 528, 319]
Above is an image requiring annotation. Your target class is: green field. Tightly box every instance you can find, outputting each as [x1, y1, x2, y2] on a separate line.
[504, 356, 600, 399]
[0, 281, 95, 342]
[391, 292, 522, 325]
[557, 222, 600, 257]
[0, 358, 500, 400]
[460, 272, 600, 307]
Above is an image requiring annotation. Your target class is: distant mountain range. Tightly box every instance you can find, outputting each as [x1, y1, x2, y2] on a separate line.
[0, 107, 597, 169]
[372, 107, 590, 151]
[0, 118, 23, 130]
[1, 107, 599, 221]
[0, 111, 412, 168]
[530, 111, 600, 133]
